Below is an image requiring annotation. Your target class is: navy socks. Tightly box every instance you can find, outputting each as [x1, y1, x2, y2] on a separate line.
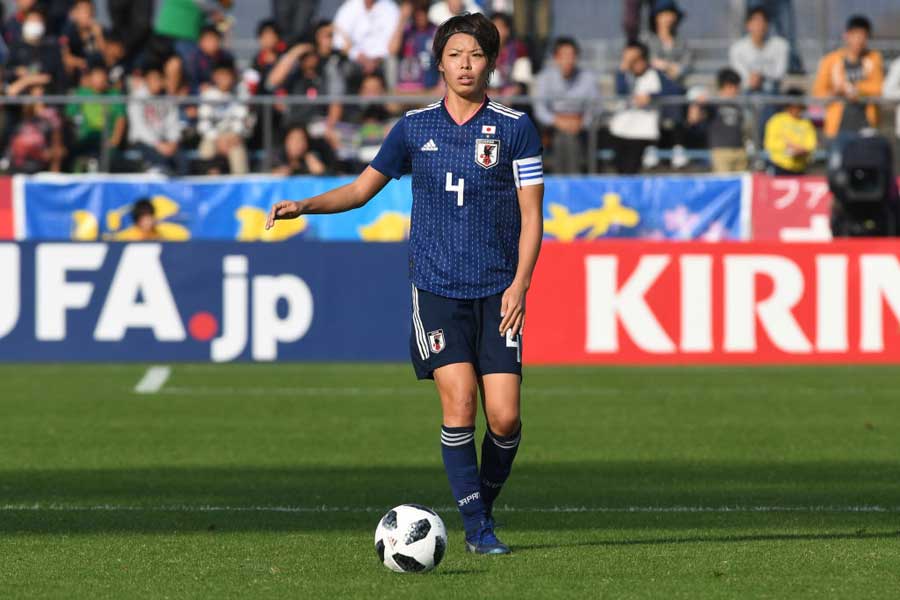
[440, 425, 487, 535]
[479, 423, 522, 515]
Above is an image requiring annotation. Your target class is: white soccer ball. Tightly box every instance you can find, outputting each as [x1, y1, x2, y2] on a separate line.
[374, 504, 447, 573]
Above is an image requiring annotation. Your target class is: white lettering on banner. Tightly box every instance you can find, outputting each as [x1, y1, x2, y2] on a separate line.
[585, 255, 675, 353]
[0, 245, 20, 338]
[94, 244, 186, 341]
[211, 256, 249, 362]
[780, 215, 833, 242]
[816, 255, 848, 352]
[252, 275, 314, 361]
[771, 179, 830, 210]
[680, 255, 712, 352]
[36, 244, 106, 341]
[724, 256, 812, 353]
[860, 255, 900, 353]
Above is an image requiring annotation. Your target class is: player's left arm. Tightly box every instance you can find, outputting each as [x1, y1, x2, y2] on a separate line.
[499, 183, 543, 337]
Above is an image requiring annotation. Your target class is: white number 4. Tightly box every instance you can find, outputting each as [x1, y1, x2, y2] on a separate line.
[445, 172, 465, 207]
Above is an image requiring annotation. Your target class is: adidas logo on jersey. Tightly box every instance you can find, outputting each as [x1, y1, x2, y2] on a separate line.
[420, 139, 439, 152]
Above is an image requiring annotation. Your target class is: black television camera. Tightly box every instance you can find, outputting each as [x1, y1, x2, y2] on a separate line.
[828, 132, 900, 237]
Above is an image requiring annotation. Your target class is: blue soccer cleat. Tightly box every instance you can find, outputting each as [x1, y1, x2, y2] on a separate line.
[465, 519, 511, 555]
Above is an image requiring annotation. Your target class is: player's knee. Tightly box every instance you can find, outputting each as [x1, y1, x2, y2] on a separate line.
[487, 413, 520, 437]
[441, 387, 478, 424]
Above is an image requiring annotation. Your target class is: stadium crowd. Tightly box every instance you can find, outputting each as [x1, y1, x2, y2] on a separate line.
[0, 0, 897, 176]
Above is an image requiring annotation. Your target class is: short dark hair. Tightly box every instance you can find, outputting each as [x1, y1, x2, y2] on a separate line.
[626, 40, 649, 61]
[553, 36, 579, 55]
[717, 67, 741, 88]
[200, 24, 221, 39]
[846, 14, 872, 33]
[432, 13, 500, 68]
[72, 0, 94, 8]
[746, 7, 768, 22]
[256, 19, 280, 38]
[213, 56, 236, 73]
[143, 61, 164, 77]
[131, 199, 155, 222]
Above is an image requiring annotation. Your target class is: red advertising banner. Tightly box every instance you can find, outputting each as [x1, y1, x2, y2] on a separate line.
[526, 241, 900, 364]
[0, 177, 12, 240]
[750, 174, 900, 242]
[750, 174, 832, 242]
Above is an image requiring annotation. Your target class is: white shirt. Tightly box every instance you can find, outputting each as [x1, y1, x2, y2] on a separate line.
[333, 0, 401, 61]
[729, 35, 789, 87]
[883, 57, 900, 138]
[610, 69, 662, 141]
[428, 0, 482, 26]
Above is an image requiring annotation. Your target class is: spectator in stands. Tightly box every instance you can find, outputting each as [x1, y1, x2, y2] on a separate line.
[812, 14, 883, 142]
[883, 56, 900, 150]
[729, 8, 787, 94]
[746, 0, 802, 73]
[352, 71, 398, 165]
[764, 88, 816, 175]
[5, 9, 67, 94]
[163, 54, 200, 145]
[186, 25, 234, 93]
[609, 41, 680, 174]
[60, 0, 105, 80]
[127, 61, 185, 174]
[251, 19, 285, 91]
[488, 12, 532, 98]
[197, 56, 253, 175]
[65, 58, 126, 171]
[428, 0, 481, 27]
[532, 37, 598, 174]
[389, 0, 440, 95]
[312, 19, 357, 95]
[271, 0, 319, 44]
[100, 30, 127, 91]
[266, 37, 345, 148]
[706, 68, 750, 173]
[644, 0, 692, 168]
[4, 83, 65, 173]
[152, 0, 231, 65]
[107, 0, 154, 68]
[645, 0, 692, 87]
[272, 124, 326, 175]
[3, 0, 37, 47]
[332, 0, 399, 77]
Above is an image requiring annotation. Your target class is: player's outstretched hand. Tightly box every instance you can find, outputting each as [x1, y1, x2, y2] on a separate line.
[266, 200, 303, 230]
[499, 282, 527, 337]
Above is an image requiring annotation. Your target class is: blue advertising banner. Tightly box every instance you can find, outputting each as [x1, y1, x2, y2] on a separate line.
[21, 174, 745, 242]
[0, 241, 411, 362]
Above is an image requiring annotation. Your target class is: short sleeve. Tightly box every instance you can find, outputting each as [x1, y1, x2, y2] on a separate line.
[370, 116, 410, 180]
[510, 113, 543, 188]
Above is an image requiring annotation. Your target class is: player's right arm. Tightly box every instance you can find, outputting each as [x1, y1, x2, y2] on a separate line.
[266, 116, 410, 230]
[265, 166, 390, 228]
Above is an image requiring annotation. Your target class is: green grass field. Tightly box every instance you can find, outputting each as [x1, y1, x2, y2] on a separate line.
[1, 363, 899, 598]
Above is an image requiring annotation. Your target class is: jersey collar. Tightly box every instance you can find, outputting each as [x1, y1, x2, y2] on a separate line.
[441, 95, 489, 127]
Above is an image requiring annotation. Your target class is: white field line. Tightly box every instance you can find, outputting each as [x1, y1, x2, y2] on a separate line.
[158, 386, 639, 397]
[1, 504, 899, 514]
[134, 366, 172, 394]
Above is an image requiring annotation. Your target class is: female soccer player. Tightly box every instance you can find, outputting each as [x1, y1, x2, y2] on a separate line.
[266, 13, 544, 555]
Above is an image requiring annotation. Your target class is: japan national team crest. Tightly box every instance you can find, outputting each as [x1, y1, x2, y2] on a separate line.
[475, 139, 500, 169]
[427, 329, 446, 354]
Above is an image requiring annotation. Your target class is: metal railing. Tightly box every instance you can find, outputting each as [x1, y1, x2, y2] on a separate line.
[2, 93, 898, 175]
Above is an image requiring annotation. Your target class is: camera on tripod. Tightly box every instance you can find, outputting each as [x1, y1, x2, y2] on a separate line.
[828, 132, 900, 237]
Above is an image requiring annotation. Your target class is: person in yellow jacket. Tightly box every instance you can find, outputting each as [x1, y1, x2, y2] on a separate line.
[764, 89, 817, 175]
[812, 14, 883, 140]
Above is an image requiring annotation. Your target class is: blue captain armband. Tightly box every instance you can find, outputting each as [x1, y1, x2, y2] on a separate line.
[512, 156, 543, 188]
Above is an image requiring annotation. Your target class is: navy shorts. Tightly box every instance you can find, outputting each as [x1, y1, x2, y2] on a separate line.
[410, 285, 523, 380]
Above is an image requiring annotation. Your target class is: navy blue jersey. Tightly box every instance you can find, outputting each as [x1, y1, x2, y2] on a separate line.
[370, 98, 543, 299]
